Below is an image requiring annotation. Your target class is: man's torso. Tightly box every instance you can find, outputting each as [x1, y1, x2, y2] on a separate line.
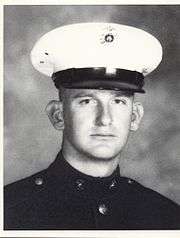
[4, 152, 180, 230]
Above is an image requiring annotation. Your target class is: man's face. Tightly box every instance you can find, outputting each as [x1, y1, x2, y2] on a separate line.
[62, 88, 134, 160]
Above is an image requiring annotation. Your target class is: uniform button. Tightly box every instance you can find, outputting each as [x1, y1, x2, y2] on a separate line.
[75, 179, 84, 191]
[109, 179, 117, 189]
[98, 203, 108, 215]
[35, 177, 43, 186]
[128, 179, 133, 184]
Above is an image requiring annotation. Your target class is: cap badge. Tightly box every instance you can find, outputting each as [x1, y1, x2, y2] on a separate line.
[100, 26, 117, 44]
[105, 33, 114, 42]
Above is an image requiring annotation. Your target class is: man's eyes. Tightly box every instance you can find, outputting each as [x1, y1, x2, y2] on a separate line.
[78, 98, 127, 105]
[79, 98, 95, 105]
[113, 98, 127, 105]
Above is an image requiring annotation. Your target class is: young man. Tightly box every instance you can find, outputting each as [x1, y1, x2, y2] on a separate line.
[4, 23, 180, 229]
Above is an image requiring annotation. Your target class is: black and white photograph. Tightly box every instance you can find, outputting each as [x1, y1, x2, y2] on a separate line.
[3, 4, 180, 231]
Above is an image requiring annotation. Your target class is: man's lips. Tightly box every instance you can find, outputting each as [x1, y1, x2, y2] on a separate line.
[90, 134, 116, 137]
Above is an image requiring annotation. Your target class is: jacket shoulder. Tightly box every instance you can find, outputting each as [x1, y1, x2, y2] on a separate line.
[122, 176, 180, 210]
[119, 177, 180, 229]
[4, 169, 48, 209]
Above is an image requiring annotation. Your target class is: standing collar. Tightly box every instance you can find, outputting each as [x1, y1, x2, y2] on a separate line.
[48, 151, 121, 198]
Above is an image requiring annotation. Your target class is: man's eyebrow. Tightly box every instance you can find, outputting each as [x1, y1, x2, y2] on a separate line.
[112, 91, 133, 97]
[72, 93, 94, 98]
[72, 91, 133, 98]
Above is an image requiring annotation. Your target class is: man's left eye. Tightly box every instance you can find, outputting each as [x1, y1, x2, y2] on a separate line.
[113, 99, 127, 105]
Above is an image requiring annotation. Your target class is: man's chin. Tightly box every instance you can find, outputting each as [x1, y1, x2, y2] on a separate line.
[86, 147, 121, 161]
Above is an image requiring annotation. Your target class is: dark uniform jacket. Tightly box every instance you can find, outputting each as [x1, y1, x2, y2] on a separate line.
[4, 151, 180, 230]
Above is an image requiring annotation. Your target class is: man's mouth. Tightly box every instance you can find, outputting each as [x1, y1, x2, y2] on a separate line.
[91, 134, 116, 138]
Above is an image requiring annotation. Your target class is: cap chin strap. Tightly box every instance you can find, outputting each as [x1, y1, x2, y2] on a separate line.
[52, 68, 145, 93]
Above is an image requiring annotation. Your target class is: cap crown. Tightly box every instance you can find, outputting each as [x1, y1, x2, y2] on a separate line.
[31, 22, 162, 77]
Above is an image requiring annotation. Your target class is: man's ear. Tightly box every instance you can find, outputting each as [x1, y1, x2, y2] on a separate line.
[130, 101, 144, 131]
[45, 100, 64, 130]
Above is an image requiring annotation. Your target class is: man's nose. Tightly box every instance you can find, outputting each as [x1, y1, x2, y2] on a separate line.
[95, 102, 112, 126]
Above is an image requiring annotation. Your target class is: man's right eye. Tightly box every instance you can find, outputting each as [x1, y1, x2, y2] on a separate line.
[79, 99, 91, 105]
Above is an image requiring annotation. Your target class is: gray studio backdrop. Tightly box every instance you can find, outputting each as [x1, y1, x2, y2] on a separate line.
[4, 5, 180, 204]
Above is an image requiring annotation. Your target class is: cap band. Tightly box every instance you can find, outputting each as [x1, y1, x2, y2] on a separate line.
[52, 68, 145, 93]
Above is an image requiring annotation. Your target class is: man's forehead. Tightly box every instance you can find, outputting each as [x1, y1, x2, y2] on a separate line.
[62, 88, 134, 98]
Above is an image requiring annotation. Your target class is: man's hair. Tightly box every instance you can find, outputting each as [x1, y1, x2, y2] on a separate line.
[58, 87, 64, 101]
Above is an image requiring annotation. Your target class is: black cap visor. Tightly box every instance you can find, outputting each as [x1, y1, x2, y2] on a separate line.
[52, 68, 145, 93]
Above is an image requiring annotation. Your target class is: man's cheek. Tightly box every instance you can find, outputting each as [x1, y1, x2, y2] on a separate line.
[115, 112, 132, 125]
[74, 115, 91, 126]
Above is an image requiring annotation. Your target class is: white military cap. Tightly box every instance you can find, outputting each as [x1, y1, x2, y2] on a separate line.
[31, 22, 163, 93]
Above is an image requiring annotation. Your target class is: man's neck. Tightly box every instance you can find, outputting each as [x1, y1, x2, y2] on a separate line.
[62, 140, 121, 178]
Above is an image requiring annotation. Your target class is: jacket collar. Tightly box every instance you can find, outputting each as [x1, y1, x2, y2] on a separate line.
[48, 151, 120, 198]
